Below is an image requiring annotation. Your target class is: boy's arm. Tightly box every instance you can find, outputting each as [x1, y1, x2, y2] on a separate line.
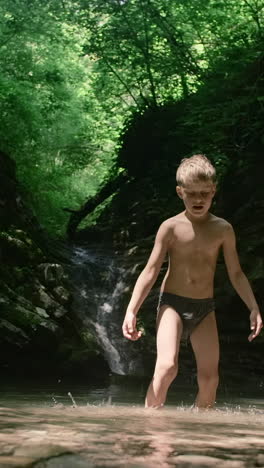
[122, 222, 171, 341]
[222, 223, 263, 341]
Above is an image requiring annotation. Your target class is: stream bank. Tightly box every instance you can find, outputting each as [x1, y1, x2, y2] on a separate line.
[0, 152, 108, 378]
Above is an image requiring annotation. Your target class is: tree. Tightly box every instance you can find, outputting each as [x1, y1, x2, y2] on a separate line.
[1, 0, 263, 234]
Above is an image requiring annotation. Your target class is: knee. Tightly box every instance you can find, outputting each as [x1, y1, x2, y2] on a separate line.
[155, 360, 178, 380]
[197, 369, 219, 389]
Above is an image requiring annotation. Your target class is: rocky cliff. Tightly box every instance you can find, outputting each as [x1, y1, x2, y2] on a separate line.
[0, 152, 107, 378]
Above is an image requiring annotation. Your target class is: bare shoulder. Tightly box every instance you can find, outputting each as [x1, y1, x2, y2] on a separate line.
[157, 217, 175, 234]
[158, 214, 184, 231]
[210, 214, 230, 227]
[209, 214, 234, 238]
[156, 216, 179, 243]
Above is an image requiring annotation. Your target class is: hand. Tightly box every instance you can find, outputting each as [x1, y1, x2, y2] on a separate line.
[122, 311, 142, 341]
[248, 309, 263, 342]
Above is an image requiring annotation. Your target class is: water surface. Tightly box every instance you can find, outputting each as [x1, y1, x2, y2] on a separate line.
[0, 381, 263, 467]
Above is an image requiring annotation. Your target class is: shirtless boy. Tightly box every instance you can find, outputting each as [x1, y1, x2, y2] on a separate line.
[122, 154, 262, 409]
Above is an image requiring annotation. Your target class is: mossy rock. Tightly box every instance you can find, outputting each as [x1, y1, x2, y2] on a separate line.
[0, 229, 43, 265]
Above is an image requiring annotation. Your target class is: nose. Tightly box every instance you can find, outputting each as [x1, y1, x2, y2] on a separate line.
[194, 195, 202, 204]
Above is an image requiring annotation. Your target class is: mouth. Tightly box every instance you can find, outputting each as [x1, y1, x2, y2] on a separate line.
[192, 205, 204, 211]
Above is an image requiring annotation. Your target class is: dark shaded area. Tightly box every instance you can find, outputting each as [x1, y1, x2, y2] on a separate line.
[73, 48, 264, 248]
[67, 44, 264, 379]
[0, 152, 109, 378]
[1, 38, 264, 380]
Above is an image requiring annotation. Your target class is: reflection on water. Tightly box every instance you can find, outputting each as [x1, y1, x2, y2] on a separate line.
[0, 381, 264, 467]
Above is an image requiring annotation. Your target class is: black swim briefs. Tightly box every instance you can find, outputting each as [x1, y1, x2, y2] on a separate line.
[157, 292, 215, 341]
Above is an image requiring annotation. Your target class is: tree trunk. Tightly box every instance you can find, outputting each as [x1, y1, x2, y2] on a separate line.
[63, 172, 129, 239]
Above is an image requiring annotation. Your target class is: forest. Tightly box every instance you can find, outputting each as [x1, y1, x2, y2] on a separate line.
[0, 0, 264, 377]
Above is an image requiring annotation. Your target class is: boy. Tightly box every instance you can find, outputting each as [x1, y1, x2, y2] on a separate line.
[122, 154, 262, 409]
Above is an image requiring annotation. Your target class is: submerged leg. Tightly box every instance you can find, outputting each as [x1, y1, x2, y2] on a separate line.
[145, 305, 182, 408]
[190, 311, 219, 409]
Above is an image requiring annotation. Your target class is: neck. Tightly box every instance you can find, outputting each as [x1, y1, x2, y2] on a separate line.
[184, 210, 211, 224]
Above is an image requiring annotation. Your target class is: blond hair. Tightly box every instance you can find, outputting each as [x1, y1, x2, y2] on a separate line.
[176, 154, 216, 186]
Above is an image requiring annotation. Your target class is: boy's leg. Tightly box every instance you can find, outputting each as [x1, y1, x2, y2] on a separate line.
[190, 311, 219, 409]
[145, 305, 183, 408]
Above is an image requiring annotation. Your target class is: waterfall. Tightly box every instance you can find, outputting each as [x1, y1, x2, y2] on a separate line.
[70, 245, 143, 376]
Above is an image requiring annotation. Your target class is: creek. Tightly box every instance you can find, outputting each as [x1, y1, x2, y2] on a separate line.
[1, 242, 263, 467]
[0, 379, 264, 467]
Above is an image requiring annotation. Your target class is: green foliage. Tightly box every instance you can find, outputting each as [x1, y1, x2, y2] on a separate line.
[0, 0, 123, 234]
[0, 0, 264, 234]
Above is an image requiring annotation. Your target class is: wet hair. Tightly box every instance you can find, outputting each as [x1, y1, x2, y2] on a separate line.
[176, 154, 216, 186]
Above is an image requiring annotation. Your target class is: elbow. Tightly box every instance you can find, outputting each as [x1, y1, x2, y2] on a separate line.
[142, 265, 159, 285]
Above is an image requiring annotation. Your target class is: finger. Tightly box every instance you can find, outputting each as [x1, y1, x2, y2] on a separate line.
[248, 324, 256, 339]
[248, 326, 261, 341]
[124, 330, 135, 340]
[122, 323, 132, 339]
[131, 332, 141, 341]
[248, 331, 254, 342]
[255, 322, 263, 337]
[123, 324, 140, 340]
[122, 329, 130, 339]
[128, 329, 141, 340]
[133, 331, 141, 340]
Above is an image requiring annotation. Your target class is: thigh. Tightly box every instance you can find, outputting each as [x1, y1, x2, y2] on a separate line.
[190, 311, 219, 372]
[156, 305, 183, 362]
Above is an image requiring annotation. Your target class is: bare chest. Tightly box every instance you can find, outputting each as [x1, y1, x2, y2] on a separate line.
[170, 224, 222, 257]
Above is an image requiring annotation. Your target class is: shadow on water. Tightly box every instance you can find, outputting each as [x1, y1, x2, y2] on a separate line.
[0, 378, 264, 467]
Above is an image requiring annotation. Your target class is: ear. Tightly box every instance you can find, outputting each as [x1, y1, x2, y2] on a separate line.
[176, 185, 183, 199]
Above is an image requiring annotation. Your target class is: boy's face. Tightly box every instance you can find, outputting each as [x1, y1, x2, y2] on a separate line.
[176, 180, 216, 218]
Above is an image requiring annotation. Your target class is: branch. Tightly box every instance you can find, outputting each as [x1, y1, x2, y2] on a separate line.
[100, 56, 142, 109]
[242, 0, 264, 36]
[114, 0, 159, 106]
[64, 171, 128, 238]
[145, 0, 201, 76]
[140, 0, 158, 106]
